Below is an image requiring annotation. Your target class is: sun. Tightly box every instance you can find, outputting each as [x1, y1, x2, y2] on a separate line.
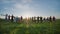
[23, 14, 31, 19]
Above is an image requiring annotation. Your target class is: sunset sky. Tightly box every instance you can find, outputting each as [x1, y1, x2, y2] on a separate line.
[0, 0, 60, 19]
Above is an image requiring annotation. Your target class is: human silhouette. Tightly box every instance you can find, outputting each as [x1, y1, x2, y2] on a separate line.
[53, 16, 56, 21]
[34, 16, 36, 23]
[8, 15, 10, 20]
[11, 15, 14, 22]
[32, 17, 34, 22]
[43, 17, 45, 21]
[49, 16, 52, 22]
[5, 14, 8, 20]
[20, 16, 23, 21]
[46, 17, 49, 21]
[40, 16, 43, 23]
[37, 16, 40, 23]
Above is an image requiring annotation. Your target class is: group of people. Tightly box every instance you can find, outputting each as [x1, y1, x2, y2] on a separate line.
[5, 14, 23, 22]
[5, 14, 14, 21]
[5, 14, 56, 23]
[31, 16, 56, 23]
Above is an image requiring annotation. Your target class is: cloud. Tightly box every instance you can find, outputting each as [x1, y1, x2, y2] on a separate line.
[13, 3, 34, 12]
[22, 0, 32, 3]
[0, 0, 34, 13]
[0, 0, 32, 3]
[13, 2, 35, 17]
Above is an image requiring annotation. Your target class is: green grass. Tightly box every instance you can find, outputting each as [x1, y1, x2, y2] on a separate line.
[0, 19, 60, 34]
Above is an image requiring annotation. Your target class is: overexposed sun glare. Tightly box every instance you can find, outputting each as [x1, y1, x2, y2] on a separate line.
[23, 14, 31, 19]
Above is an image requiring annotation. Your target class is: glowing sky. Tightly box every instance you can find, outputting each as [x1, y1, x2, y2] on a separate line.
[0, 0, 60, 18]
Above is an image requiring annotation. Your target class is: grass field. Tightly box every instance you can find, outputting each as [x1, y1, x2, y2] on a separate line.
[0, 19, 60, 34]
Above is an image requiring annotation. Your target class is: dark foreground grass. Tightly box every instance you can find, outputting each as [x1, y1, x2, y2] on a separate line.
[0, 19, 60, 34]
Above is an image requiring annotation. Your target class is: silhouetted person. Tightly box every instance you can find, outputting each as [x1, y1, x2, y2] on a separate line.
[34, 16, 36, 23]
[43, 17, 46, 22]
[5, 14, 8, 20]
[32, 17, 34, 22]
[40, 16, 43, 23]
[8, 15, 10, 20]
[30, 17, 31, 20]
[49, 16, 52, 22]
[11, 15, 14, 22]
[37, 16, 40, 23]
[43, 17, 45, 21]
[46, 17, 49, 21]
[20, 16, 23, 21]
[14, 17, 19, 22]
[53, 16, 56, 21]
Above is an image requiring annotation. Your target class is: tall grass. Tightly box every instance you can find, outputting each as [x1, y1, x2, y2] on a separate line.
[0, 19, 60, 34]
